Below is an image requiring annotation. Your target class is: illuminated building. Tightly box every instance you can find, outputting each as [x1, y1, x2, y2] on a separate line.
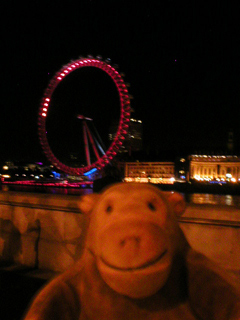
[123, 161, 175, 184]
[189, 155, 240, 182]
[109, 118, 142, 154]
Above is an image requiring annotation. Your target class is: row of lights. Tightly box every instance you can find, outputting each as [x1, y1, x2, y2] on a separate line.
[1, 173, 53, 179]
[125, 177, 175, 184]
[40, 58, 131, 118]
[191, 155, 239, 159]
[193, 175, 239, 183]
[130, 118, 142, 123]
[2, 180, 92, 187]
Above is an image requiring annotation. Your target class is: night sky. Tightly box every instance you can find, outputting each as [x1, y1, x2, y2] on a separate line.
[2, 1, 240, 164]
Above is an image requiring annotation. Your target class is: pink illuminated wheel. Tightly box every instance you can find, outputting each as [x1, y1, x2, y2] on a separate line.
[38, 57, 131, 175]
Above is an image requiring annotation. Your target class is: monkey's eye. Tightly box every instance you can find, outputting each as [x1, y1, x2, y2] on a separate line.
[147, 202, 156, 211]
[106, 205, 113, 214]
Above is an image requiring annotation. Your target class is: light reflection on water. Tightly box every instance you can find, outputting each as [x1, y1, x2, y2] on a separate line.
[1, 184, 93, 196]
[185, 193, 240, 207]
[2, 184, 240, 208]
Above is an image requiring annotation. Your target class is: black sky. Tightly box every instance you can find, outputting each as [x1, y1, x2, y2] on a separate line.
[1, 1, 240, 163]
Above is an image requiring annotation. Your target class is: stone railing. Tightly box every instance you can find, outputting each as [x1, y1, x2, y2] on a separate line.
[0, 191, 85, 272]
[180, 203, 240, 278]
[0, 191, 240, 278]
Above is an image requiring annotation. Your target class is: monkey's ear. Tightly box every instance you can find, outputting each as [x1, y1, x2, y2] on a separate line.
[78, 194, 100, 215]
[164, 192, 186, 216]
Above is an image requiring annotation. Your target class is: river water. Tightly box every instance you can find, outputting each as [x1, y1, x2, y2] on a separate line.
[2, 183, 240, 208]
[185, 193, 240, 208]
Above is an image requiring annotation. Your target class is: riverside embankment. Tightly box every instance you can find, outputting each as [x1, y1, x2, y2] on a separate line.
[0, 190, 239, 277]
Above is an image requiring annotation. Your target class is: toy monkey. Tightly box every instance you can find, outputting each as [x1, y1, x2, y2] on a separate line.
[23, 183, 240, 319]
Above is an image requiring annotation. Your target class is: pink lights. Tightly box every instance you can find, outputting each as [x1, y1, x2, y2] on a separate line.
[2, 180, 93, 188]
[38, 56, 131, 176]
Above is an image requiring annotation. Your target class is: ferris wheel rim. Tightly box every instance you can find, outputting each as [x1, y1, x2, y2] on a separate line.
[38, 57, 131, 175]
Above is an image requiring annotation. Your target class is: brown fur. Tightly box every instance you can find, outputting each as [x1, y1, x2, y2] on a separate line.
[23, 183, 240, 320]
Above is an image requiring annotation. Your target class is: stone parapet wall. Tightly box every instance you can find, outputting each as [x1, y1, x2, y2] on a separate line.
[0, 191, 239, 277]
[0, 191, 85, 272]
[180, 204, 240, 278]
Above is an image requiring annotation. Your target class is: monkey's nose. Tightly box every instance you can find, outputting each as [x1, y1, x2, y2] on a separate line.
[119, 236, 141, 253]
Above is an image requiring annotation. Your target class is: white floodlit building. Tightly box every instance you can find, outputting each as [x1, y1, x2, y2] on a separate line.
[189, 155, 240, 182]
[122, 162, 175, 184]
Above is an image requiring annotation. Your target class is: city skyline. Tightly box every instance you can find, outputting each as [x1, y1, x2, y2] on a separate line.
[2, 1, 240, 163]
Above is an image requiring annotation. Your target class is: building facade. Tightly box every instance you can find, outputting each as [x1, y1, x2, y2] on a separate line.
[109, 118, 143, 154]
[189, 155, 240, 182]
[123, 161, 175, 184]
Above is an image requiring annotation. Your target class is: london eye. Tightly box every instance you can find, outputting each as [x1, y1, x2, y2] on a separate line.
[38, 57, 131, 176]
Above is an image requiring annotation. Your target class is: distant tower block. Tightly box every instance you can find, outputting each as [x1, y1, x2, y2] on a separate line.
[227, 130, 234, 153]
